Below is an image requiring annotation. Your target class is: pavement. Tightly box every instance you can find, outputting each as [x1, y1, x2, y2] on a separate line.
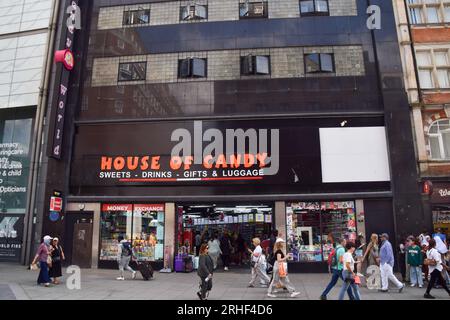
[0, 263, 449, 300]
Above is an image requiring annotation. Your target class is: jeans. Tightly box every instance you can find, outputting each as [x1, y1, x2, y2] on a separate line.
[409, 266, 423, 286]
[267, 261, 297, 294]
[321, 268, 355, 299]
[118, 256, 134, 277]
[37, 261, 51, 284]
[221, 254, 230, 268]
[380, 263, 403, 290]
[338, 270, 361, 300]
[426, 269, 450, 295]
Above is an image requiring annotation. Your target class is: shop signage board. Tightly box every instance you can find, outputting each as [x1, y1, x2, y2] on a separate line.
[50, 196, 63, 212]
[0, 215, 24, 262]
[431, 183, 450, 204]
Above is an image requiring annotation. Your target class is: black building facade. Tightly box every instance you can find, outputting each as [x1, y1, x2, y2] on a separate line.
[33, 0, 426, 272]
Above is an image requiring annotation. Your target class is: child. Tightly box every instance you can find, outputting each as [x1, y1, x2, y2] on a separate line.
[407, 238, 423, 288]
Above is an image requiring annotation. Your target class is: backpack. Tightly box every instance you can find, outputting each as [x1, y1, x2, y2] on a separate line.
[327, 248, 338, 268]
[121, 242, 132, 257]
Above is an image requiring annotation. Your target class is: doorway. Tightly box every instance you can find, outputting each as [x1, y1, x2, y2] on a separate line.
[64, 212, 94, 268]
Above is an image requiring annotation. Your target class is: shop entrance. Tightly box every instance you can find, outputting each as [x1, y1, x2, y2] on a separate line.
[177, 203, 274, 266]
[65, 212, 93, 268]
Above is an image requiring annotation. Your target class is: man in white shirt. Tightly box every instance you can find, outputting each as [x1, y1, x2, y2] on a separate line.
[424, 238, 450, 299]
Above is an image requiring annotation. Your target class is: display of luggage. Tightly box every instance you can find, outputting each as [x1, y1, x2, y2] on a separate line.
[175, 254, 194, 273]
[138, 261, 154, 280]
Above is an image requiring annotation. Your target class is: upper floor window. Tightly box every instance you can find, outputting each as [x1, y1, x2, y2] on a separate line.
[305, 53, 334, 73]
[239, 1, 268, 19]
[241, 55, 270, 75]
[123, 9, 150, 26]
[118, 62, 147, 82]
[180, 4, 207, 21]
[408, 0, 450, 24]
[300, 0, 329, 16]
[429, 119, 450, 160]
[416, 49, 450, 89]
[179, 58, 207, 78]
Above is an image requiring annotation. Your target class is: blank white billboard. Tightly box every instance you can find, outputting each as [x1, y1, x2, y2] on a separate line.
[319, 127, 391, 183]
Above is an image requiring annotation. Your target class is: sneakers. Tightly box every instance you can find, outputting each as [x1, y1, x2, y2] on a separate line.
[410, 284, 416, 287]
[248, 284, 255, 288]
[224, 267, 229, 271]
[116, 276, 125, 281]
[320, 295, 327, 300]
[267, 293, 276, 298]
[290, 292, 300, 298]
[197, 292, 204, 300]
[399, 284, 405, 293]
[132, 271, 137, 280]
[419, 285, 423, 288]
[378, 289, 388, 293]
[356, 273, 364, 278]
[424, 293, 435, 299]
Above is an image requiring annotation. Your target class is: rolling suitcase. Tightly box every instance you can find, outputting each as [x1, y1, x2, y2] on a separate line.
[175, 254, 187, 272]
[184, 256, 193, 273]
[138, 261, 154, 280]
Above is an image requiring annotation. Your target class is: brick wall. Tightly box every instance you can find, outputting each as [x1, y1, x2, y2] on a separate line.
[91, 45, 365, 87]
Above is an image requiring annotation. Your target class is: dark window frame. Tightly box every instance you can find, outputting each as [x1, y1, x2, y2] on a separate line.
[240, 55, 271, 76]
[239, 1, 269, 19]
[122, 8, 150, 26]
[299, 0, 330, 17]
[118, 62, 147, 82]
[178, 58, 208, 79]
[304, 53, 335, 74]
[180, 4, 208, 21]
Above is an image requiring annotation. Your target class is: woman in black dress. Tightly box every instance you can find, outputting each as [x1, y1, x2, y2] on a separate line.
[49, 237, 65, 284]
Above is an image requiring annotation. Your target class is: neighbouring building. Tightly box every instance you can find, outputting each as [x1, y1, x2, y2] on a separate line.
[394, 0, 450, 241]
[35, 0, 424, 272]
[0, 0, 57, 263]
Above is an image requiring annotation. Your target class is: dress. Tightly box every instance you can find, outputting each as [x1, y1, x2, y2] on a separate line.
[368, 243, 379, 266]
[49, 245, 63, 278]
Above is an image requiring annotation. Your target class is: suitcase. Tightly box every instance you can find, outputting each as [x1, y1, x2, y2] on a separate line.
[175, 254, 193, 273]
[138, 261, 154, 280]
[184, 256, 193, 273]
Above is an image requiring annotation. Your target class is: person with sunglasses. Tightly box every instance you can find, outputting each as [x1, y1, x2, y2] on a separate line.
[197, 243, 214, 300]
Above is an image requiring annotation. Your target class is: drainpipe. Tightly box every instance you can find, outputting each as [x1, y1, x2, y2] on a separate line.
[22, 0, 61, 265]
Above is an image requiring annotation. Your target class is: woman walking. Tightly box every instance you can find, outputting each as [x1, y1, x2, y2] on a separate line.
[248, 238, 271, 288]
[207, 233, 222, 269]
[362, 234, 380, 269]
[267, 239, 300, 298]
[49, 237, 65, 284]
[31, 235, 53, 287]
[197, 243, 214, 300]
[424, 238, 450, 299]
[338, 242, 361, 300]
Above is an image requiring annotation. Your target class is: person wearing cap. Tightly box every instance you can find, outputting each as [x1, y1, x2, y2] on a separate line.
[49, 237, 65, 284]
[31, 235, 54, 287]
[379, 233, 404, 293]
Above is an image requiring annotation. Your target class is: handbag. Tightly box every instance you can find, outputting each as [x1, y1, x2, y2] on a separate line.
[47, 255, 52, 267]
[278, 262, 287, 278]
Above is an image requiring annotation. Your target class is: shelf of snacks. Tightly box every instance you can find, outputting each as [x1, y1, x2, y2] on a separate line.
[100, 239, 119, 261]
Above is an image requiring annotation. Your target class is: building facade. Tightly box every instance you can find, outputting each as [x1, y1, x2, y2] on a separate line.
[394, 0, 450, 240]
[35, 0, 424, 272]
[0, 0, 58, 262]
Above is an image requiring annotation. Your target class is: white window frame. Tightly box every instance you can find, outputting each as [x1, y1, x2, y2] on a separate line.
[407, 0, 450, 24]
[416, 48, 450, 89]
[428, 119, 450, 160]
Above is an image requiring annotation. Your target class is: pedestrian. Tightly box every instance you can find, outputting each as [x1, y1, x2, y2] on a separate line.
[379, 233, 404, 293]
[338, 242, 361, 300]
[407, 237, 423, 288]
[220, 231, 232, 271]
[248, 238, 271, 288]
[423, 238, 450, 299]
[320, 238, 355, 300]
[236, 233, 246, 266]
[195, 231, 202, 256]
[116, 236, 136, 281]
[362, 233, 380, 269]
[269, 230, 278, 257]
[355, 234, 366, 277]
[49, 237, 65, 285]
[197, 243, 214, 300]
[267, 239, 300, 298]
[434, 235, 450, 285]
[398, 237, 407, 282]
[432, 228, 446, 243]
[207, 233, 222, 269]
[31, 235, 53, 287]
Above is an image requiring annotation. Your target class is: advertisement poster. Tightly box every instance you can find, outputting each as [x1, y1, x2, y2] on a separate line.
[0, 214, 24, 262]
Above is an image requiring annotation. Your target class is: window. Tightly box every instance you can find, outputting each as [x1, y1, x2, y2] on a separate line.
[408, 0, 450, 24]
[118, 62, 147, 82]
[300, 0, 329, 16]
[239, 1, 268, 19]
[178, 58, 207, 78]
[416, 49, 450, 89]
[305, 53, 334, 73]
[123, 9, 150, 26]
[180, 4, 207, 21]
[241, 55, 270, 75]
[428, 119, 450, 160]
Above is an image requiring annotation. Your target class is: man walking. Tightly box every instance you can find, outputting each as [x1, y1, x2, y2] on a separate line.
[320, 238, 355, 300]
[379, 233, 404, 293]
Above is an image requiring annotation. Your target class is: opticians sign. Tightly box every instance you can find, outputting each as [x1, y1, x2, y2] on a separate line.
[50, 1, 81, 159]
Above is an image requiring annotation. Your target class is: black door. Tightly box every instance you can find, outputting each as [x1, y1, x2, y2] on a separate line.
[64, 212, 94, 267]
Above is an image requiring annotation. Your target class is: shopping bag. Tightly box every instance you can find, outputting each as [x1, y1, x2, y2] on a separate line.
[278, 262, 287, 278]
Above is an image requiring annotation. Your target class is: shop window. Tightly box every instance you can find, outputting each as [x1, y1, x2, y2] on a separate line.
[100, 204, 165, 263]
[241, 55, 270, 75]
[428, 119, 450, 160]
[300, 0, 329, 16]
[118, 62, 147, 82]
[239, 1, 268, 19]
[178, 58, 207, 78]
[304, 53, 334, 73]
[286, 202, 357, 263]
[123, 9, 150, 26]
[180, 4, 207, 21]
